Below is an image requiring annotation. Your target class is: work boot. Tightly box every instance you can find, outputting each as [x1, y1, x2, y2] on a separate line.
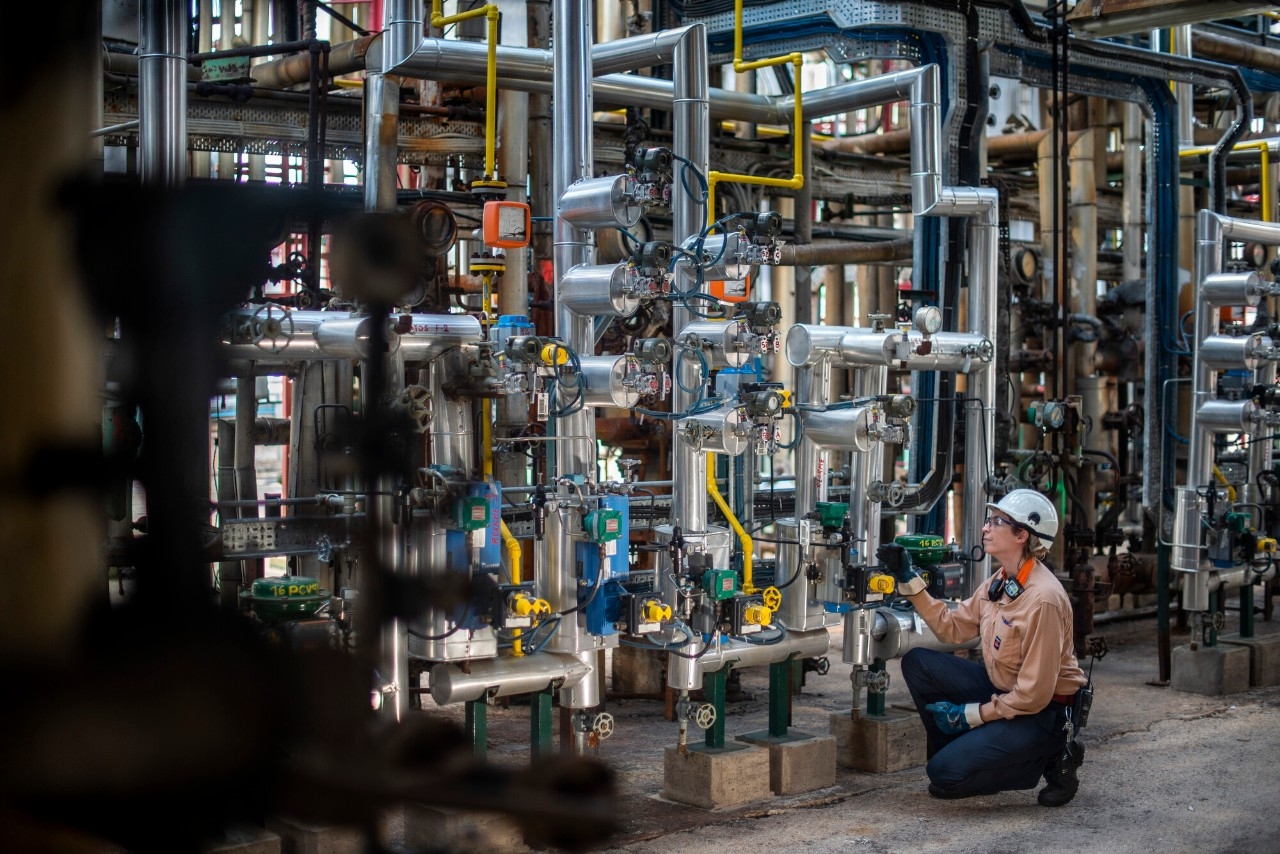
[1038, 740, 1085, 807]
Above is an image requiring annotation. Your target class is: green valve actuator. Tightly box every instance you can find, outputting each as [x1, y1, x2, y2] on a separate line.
[584, 508, 624, 544]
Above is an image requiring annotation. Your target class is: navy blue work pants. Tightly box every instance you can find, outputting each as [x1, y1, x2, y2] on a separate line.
[900, 648, 1068, 796]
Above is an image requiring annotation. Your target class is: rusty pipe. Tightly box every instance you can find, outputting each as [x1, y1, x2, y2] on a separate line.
[777, 237, 913, 266]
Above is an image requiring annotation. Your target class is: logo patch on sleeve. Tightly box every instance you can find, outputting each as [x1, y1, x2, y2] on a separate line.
[993, 636, 1002, 650]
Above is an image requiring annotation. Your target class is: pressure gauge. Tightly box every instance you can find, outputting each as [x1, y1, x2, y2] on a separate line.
[482, 200, 531, 249]
[913, 305, 944, 335]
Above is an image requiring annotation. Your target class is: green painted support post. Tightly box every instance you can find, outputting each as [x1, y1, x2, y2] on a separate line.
[769, 660, 791, 737]
[866, 660, 887, 716]
[531, 687, 554, 760]
[704, 667, 727, 749]
[465, 699, 487, 758]
[1240, 582, 1255, 638]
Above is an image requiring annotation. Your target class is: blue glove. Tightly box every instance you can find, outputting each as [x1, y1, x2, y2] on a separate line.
[877, 543, 926, 595]
[925, 701, 984, 735]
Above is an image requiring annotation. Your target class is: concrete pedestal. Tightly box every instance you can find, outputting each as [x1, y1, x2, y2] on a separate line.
[402, 804, 529, 854]
[265, 818, 363, 854]
[736, 730, 837, 795]
[662, 741, 771, 809]
[204, 825, 281, 854]
[830, 708, 926, 773]
[1170, 643, 1251, 695]
[1219, 634, 1280, 687]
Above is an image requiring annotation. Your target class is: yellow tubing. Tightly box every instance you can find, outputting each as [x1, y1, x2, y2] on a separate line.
[432, 1, 500, 180]
[501, 519, 521, 584]
[1180, 140, 1273, 222]
[1213, 465, 1237, 503]
[706, 0, 804, 226]
[706, 452, 756, 593]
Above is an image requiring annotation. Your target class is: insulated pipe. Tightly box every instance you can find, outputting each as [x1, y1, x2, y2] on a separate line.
[792, 358, 833, 513]
[786, 327, 991, 374]
[670, 26, 711, 534]
[869, 607, 980, 661]
[1123, 103, 1145, 282]
[139, 0, 187, 187]
[685, 630, 830, 679]
[250, 36, 375, 87]
[220, 311, 482, 363]
[799, 407, 874, 453]
[545, 0, 605, 713]
[559, 263, 640, 318]
[496, 0, 530, 321]
[429, 651, 591, 704]
[233, 378, 263, 587]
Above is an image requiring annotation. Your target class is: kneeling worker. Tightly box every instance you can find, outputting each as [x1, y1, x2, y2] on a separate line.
[877, 489, 1089, 806]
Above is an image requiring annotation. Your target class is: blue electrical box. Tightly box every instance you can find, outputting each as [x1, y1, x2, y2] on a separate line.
[577, 494, 630, 636]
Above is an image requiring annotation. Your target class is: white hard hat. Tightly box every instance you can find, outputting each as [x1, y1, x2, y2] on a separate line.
[985, 489, 1058, 551]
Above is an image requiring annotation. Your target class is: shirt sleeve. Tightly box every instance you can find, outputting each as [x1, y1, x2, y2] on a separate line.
[905, 588, 982, 645]
[982, 599, 1068, 719]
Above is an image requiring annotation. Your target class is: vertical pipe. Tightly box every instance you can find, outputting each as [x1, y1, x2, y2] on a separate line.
[670, 25, 710, 530]
[793, 134, 814, 326]
[247, 0, 271, 181]
[548, 0, 601, 712]
[234, 377, 264, 586]
[496, 0, 530, 320]
[195, 2, 213, 179]
[139, 0, 188, 187]
[1069, 129, 1099, 528]
[1122, 103, 1144, 283]
[364, 71, 400, 211]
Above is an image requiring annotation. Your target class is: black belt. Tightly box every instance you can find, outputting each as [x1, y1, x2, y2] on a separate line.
[1051, 692, 1078, 705]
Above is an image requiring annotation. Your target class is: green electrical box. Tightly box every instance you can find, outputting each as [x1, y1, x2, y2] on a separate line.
[702, 568, 737, 601]
[815, 501, 849, 530]
[584, 508, 624, 544]
[455, 496, 491, 532]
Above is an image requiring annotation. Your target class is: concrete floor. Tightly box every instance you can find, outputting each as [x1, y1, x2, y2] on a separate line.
[443, 603, 1280, 854]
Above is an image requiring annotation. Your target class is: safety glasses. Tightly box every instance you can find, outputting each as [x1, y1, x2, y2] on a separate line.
[984, 515, 1019, 530]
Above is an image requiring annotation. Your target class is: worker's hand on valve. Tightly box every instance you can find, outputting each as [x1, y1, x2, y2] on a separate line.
[924, 701, 984, 735]
[876, 543, 926, 595]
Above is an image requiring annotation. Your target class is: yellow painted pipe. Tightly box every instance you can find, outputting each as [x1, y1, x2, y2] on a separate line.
[432, 0, 500, 180]
[706, 453, 756, 593]
[706, 0, 805, 226]
[1180, 140, 1274, 222]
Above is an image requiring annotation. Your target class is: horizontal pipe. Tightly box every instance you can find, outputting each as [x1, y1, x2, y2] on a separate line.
[777, 237, 914, 266]
[250, 35, 375, 88]
[870, 606, 980, 661]
[429, 652, 591, 704]
[689, 629, 830, 678]
[221, 311, 482, 363]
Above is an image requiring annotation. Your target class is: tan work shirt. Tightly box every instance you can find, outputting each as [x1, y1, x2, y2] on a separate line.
[908, 560, 1087, 721]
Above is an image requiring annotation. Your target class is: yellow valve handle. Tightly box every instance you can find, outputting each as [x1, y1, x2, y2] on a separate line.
[540, 343, 569, 366]
[778, 390, 792, 409]
[511, 593, 552, 617]
[641, 600, 672, 623]
[867, 574, 896, 595]
[1257, 537, 1277, 554]
[743, 604, 772, 626]
[761, 586, 782, 610]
